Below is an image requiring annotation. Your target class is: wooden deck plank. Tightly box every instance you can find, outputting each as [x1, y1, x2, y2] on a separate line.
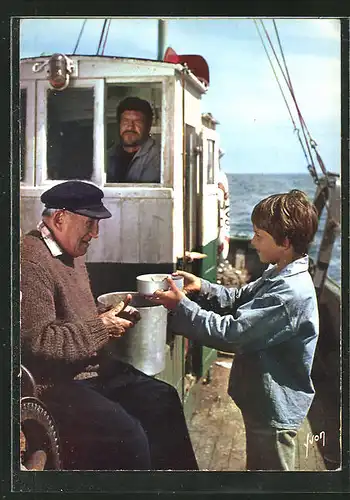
[188, 355, 337, 471]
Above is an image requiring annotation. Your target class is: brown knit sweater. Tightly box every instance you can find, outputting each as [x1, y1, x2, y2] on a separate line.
[21, 230, 110, 384]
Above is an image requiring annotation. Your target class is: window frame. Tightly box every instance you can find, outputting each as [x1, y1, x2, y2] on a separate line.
[20, 81, 36, 186]
[36, 78, 105, 186]
[207, 138, 215, 185]
[104, 76, 167, 186]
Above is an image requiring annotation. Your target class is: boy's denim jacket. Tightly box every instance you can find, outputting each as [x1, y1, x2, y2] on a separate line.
[169, 256, 319, 429]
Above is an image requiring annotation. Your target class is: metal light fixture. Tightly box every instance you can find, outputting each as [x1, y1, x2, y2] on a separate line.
[32, 53, 74, 91]
[47, 53, 74, 91]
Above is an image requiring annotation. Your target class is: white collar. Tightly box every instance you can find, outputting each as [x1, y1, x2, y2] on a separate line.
[37, 221, 63, 257]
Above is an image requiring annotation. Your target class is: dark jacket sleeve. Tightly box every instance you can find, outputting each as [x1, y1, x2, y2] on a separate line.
[21, 260, 110, 363]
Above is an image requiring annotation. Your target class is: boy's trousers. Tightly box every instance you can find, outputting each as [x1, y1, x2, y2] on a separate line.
[243, 415, 298, 471]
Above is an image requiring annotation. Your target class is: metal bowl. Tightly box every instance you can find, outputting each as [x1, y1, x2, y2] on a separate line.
[136, 273, 184, 294]
[136, 274, 169, 295]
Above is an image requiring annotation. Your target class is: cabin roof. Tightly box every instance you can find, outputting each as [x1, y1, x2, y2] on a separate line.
[20, 54, 208, 94]
[20, 54, 177, 66]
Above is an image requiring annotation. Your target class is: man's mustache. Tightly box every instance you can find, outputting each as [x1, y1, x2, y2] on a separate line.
[122, 130, 139, 134]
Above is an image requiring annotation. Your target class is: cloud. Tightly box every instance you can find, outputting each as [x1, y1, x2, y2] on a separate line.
[164, 19, 340, 128]
[203, 53, 340, 127]
[20, 18, 159, 59]
[255, 18, 341, 43]
[19, 18, 340, 175]
[308, 19, 341, 40]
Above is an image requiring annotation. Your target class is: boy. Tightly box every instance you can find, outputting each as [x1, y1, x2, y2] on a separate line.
[152, 190, 319, 471]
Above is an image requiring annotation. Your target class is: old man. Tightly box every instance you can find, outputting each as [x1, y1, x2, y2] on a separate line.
[20, 180, 197, 470]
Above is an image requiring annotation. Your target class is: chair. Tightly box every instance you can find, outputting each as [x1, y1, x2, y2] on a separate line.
[20, 365, 61, 470]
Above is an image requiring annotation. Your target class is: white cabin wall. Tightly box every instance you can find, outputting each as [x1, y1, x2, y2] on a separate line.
[162, 77, 175, 187]
[20, 58, 207, 266]
[182, 81, 202, 129]
[85, 192, 173, 263]
[172, 76, 185, 262]
[202, 186, 219, 246]
[20, 57, 177, 82]
[201, 125, 220, 247]
[172, 75, 204, 261]
[172, 74, 209, 259]
[20, 187, 174, 264]
[20, 189, 47, 233]
[20, 81, 36, 186]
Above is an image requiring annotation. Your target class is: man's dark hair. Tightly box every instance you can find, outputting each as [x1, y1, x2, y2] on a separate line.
[117, 97, 153, 129]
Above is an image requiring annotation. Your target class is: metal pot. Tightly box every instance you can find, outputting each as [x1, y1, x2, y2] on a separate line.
[97, 292, 168, 376]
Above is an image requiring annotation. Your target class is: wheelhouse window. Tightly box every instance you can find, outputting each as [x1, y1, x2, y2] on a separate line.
[105, 83, 162, 184]
[46, 88, 94, 180]
[20, 89, 26, 182]
[207, 139, 215, 184]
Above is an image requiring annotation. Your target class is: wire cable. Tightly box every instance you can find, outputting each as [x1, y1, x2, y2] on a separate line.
[254, 20, 311, 168]
[96, 19, 108, 55]
[101, 19, 112, 55]
[73, 19, 87, 55]
[272, 20, 329, 177]
[259, 20, 317, 169]
[258, 20, 330, 179]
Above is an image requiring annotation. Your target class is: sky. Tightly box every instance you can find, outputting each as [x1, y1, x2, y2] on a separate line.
[19, 18, 341, 175]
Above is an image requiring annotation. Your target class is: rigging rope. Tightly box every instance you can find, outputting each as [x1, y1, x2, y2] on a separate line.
[271, 20, 327, 178]
[101, 19, 112, 55]
[255, 19, 334, 221]
[269, 22, 340, 288]
[73, 19, 87, 55]
[259, 20, 317, 175]
[96, 19, 108, 55]
[256, 19, 330, 182]
[253, 20, 312, 172]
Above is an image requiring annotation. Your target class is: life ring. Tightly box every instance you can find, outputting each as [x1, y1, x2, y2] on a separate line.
[217, 170, 230, 261]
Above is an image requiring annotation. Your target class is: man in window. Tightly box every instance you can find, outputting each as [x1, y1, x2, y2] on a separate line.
[107, 97, 160, 183]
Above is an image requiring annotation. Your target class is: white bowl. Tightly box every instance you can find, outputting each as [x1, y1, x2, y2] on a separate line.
[136, 274, 169, 295]
[136, 273, 184, 294]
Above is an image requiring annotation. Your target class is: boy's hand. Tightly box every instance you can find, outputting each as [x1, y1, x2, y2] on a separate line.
[152, 277, 187, 310]
[172, 270, 201, 295]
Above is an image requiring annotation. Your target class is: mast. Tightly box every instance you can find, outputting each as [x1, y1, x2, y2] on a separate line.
[157, 19, 168, 60]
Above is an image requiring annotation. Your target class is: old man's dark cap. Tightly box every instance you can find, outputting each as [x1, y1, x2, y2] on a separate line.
[41, 181, 112, 219]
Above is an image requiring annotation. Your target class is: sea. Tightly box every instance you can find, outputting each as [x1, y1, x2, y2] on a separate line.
[227, 173, 341, 285]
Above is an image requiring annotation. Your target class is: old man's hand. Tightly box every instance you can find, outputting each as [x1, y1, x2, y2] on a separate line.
[151, 277, 186, 310]
[118, 304, 141, 323]
[99, 294, 139, 337]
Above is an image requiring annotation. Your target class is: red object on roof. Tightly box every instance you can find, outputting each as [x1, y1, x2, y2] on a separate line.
[164, 47, 210, 86]
[163, 47, 179, 64]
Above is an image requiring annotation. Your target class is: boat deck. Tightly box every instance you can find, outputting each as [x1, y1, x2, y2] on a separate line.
[188, 354, 341, 471]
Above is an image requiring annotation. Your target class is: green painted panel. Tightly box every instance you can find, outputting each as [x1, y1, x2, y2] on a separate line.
[202, 346, 217, 375]
[200, 238, 218, 283]
[198, 238, 218, 376]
